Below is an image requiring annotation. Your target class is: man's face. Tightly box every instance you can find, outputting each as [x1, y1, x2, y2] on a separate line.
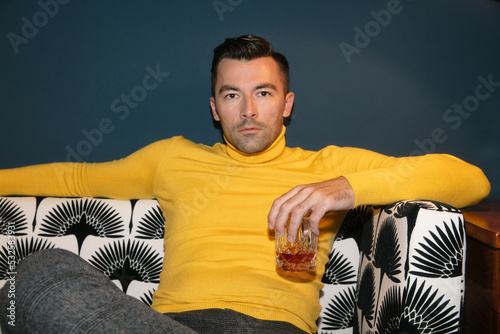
[210, 57, 294, 154]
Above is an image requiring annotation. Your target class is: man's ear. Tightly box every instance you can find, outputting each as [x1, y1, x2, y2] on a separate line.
[210, 97, 220, 121]
[283, 92, 294, 118]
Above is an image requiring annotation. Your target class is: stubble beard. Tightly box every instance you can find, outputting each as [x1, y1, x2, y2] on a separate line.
[226, 119, 280, 155]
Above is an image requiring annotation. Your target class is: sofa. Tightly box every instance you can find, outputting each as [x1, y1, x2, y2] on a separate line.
[0, 196, 466, 333]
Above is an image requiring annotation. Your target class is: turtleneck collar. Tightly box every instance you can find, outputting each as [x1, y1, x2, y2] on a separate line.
[224, 127, 287, 164]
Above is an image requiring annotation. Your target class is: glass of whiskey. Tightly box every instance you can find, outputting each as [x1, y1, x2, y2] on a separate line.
[275, 217, 317, 272]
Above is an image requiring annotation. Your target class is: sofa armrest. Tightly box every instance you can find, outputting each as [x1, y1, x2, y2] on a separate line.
[318, 200, 466, 333]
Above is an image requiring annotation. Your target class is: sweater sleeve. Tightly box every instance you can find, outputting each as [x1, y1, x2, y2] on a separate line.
[326, 147, 491, 209]
[0, 139, 174, 200]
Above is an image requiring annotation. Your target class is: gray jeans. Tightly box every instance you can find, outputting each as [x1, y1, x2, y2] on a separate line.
[0, 249, 307, 334]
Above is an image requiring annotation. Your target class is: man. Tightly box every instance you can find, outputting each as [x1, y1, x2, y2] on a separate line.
[0, 35, 490, 333]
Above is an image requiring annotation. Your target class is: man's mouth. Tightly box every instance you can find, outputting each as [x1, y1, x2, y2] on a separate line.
[239, 127, 260, 133]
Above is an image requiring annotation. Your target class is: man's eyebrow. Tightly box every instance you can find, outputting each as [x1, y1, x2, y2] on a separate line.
[218, 85, 240, 94]
[218, 83, 278, 95]
[255, 83, 277, 91]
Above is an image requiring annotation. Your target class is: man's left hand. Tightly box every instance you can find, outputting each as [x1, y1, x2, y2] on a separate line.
[268, 176, 355, 242]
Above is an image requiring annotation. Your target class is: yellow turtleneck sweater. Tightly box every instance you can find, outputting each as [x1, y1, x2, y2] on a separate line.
[0, 128, 490, 332]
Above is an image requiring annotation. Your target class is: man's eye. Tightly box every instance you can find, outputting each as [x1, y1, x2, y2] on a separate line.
[259, 91, 270, 97]
[226, 93, 237, 99]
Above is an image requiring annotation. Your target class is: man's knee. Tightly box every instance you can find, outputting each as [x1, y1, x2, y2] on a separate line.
[0, 250, 78, 333]
[23, 247, 79, 264]
[0, 248, 117, 333]
[0, 248, 80, 297]
[18, 248, 89, 277]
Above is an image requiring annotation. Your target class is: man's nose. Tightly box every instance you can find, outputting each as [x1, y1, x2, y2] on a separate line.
[241, 97, 257, 118]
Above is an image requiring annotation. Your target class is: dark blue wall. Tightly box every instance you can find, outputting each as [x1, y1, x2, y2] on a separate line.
[1, 0, 499, 199]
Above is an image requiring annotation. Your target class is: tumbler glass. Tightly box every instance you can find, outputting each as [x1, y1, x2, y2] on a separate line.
[275, 217, 317, 272]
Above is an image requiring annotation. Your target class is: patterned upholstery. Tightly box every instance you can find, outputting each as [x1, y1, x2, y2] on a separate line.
[317, 200, 465, 333]
[0, 197, 465, 333]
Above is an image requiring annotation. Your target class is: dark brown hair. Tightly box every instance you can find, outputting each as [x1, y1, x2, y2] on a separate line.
[210, 35, 290, 96]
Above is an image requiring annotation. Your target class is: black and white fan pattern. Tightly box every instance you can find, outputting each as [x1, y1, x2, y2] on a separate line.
[0, 197, 164, 305]
[317, 200, 465, 334]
